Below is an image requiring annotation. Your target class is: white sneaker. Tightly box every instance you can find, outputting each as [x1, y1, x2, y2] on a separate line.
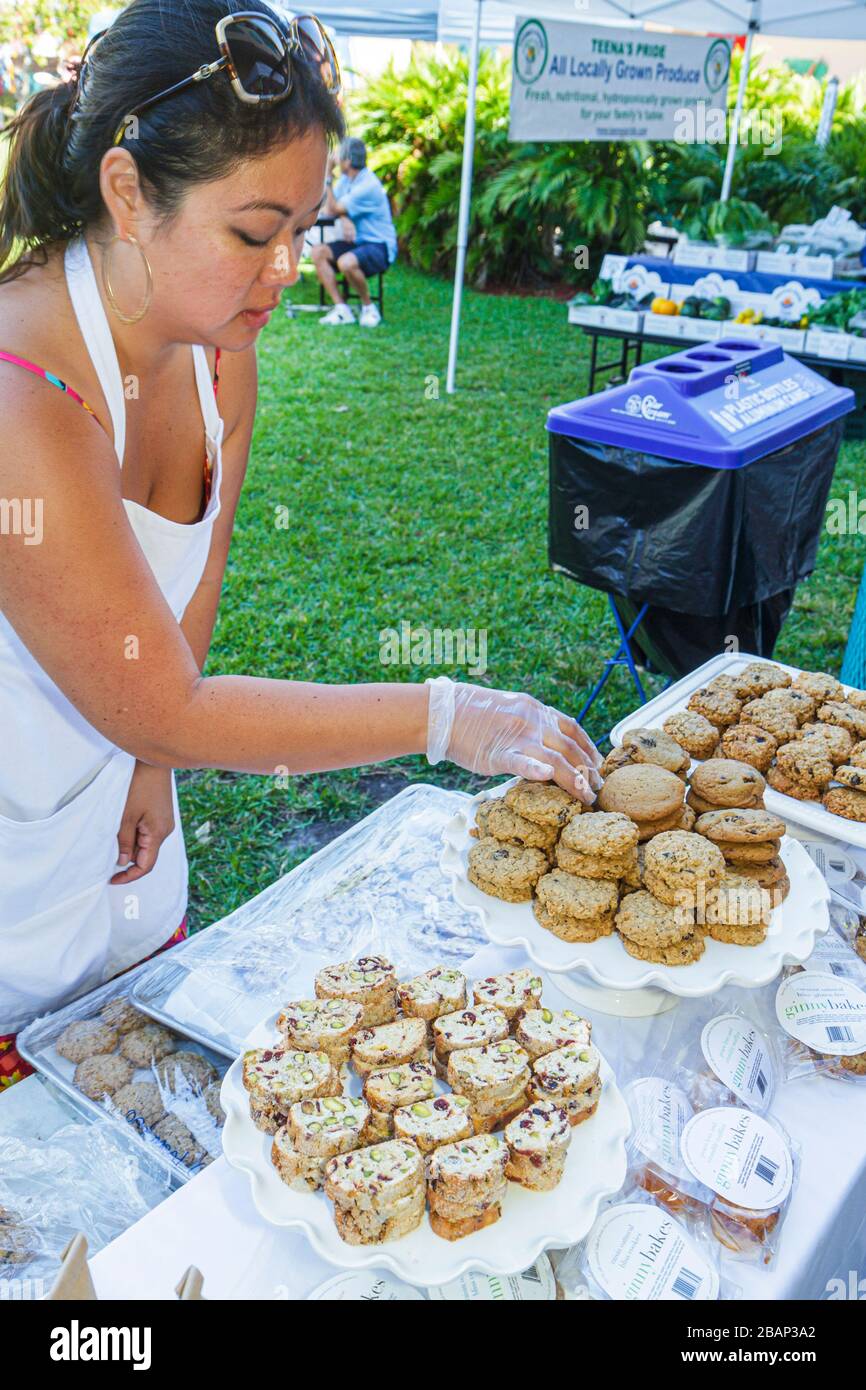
[359, 303, 381, 328]
[320, 303, 356, 326]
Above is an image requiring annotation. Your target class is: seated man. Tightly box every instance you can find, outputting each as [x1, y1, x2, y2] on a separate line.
[311, 136, 397, 328]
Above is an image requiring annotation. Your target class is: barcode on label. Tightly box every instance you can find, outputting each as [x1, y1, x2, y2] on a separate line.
[672, 1267, 701, 1299]
[826, 1025, 855, 1043]
[521, 1265, 542, 1284]
[755, 1071, 767, 1097]
[755, 1154, 779, 1184]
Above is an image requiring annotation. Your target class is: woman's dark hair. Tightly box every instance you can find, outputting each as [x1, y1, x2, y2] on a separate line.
[0, 0, 345, 282]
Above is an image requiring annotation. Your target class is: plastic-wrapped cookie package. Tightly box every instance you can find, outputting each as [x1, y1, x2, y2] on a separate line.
[16, 961, 227, 1183]
[555, 1182, 737, 1301]
[775, 921, 866, 1085]
[618, 995, 797, 1267]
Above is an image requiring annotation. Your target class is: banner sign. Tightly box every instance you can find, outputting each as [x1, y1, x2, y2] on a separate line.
[509, 18, 731, 142]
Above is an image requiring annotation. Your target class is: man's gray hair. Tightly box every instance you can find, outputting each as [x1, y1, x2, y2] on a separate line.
[340, 136, 367, 169]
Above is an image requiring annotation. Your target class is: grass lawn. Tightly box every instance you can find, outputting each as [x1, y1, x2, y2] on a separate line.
[178, 260, 866, 931]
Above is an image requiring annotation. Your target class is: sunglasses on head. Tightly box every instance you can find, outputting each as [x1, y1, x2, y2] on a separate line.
[77, 10, 340, 147]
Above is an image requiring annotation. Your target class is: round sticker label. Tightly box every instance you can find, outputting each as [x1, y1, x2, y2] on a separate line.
[775, 971, 866, 1056]
[628, 1077, 693, 1176]
[700, 1014, 775, 1111]
[308, 1271, 425, 1300]
[587, 1204, 718, 1301]
[680, 1107, 793, 1209]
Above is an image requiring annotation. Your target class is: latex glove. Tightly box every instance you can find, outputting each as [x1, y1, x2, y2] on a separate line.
[426, 676, 602, 804]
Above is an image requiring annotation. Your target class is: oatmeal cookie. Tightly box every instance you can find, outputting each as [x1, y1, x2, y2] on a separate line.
[111, 1081, 166, 1129]
[503, 778, 582, 828]
[467, 836, 548, 902]
[717, 838, 781, 864]
[706, 920, 768, 946]
[758, 687, 816, 724]
[817, 701, 866, 740]
[792, 671, 842, 703]
[844, 688, 866, 712]
[644, 829, 726, 892]
[731, 662, 791, 699]
[662, 709, 720, 760]
[535, 868, 619, 921]
[687, 789, 764, 816]
[723, 857, 787, 887]
[600, 746, 634, 777]
[56, 1019, 118, 1065]
[153, 1051, 219, 1091]
[740, 696, 799, 743]
[152, 1114, 206, 1167]
[772, 741, 834, 799]
[822, 786, 866, 822]
[795, 723, 854, 765]
[120, 1023, 177, 1068]
[73, 1052, 133, 1100]
[847, 739, 866, 768]
[556, 843, 638, 880]
[620, 932, 705, 966]
[720, 724, 778, 773]
[687, 685, 743, 728]
[615, 889, 695, 948]
[703, 871, 772, 929]
[621, 727, 690, 776]
[475, 800, 559, 851]
[832, 764, 866, 791]
[558, 809, 639, 859]
[99, 997, 146, 1034]
[532, 899, 616, 943]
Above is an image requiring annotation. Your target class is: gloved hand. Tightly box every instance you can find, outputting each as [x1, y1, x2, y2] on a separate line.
[426, 676, 602, 804]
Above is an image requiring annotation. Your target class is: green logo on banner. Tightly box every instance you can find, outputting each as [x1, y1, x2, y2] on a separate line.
[704, 38, 731, 93]
[514, 18, 549, 85]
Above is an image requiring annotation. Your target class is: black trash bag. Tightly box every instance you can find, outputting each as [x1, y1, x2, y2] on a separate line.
[548, 419, 844, 618]
[610, 591, 796, 681]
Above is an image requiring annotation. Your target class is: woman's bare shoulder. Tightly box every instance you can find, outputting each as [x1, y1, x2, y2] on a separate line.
[0, 252, 106, 412]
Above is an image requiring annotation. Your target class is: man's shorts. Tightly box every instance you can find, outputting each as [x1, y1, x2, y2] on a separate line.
[326, 238, 391, 277]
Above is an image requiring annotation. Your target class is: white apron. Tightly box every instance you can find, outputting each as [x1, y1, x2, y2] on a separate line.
[0, 236, 224, 1033]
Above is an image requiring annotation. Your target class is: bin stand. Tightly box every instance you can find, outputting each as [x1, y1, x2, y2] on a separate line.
[578, 597, 653, 724]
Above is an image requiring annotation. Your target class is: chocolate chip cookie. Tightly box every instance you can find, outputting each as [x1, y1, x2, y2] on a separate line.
[717, 838, 781, 864]
[662, 710, 720, 760]
[597, 763, 684, 823]
[720, 723, 778, 773]
[689, 758, 766, 809]
[621, 728, 689, 777]
[694, 807, 786, 843]
[724, 856, 787, 887]
[468, 836, 549, 902]
[687, 685, 743, 728]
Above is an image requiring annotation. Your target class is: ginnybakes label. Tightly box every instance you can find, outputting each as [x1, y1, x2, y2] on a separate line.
[587, 1204, 718, 1301]
[775, 971, 866, 1056]
[680, 1107, 793, 1209]
[701, 1013, 775, 1110]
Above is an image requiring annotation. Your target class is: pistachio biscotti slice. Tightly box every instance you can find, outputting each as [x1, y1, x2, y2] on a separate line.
[471, 968, 543, 1025]
[324, 1139, 424, 1219]
[271, 1125, 328, 1192]
[432, 1005, 509, 1077]
[426, 1134, 509, 1239]
[350, 1017, 429, 1079]
[504, 1100, 572, 1191]
[362, 1061, 437, 1140]
[393, 1093, 474, 1154]
[288, 1095, 371, 1158]
[528, 1044, 602, 1126]
[332, 1186, 426, 1245]
[396, 967, 468, 1022]
[514, 1008, 592, 1063]
[276, 998, 363, 1066]
[447, 1038, 531, 1106]
[314, 955, 397, 1026]
[242, 1047, 341, 1134]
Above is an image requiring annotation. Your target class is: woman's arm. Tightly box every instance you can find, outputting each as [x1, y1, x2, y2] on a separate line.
[0, 363, 598, 797]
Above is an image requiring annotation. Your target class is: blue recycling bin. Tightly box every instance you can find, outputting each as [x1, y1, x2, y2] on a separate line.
[547, 338, 855, 680]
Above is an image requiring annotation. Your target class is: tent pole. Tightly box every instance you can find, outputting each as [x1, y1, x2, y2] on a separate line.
[445, 0, 483, 395]
[720, 26, 754, 203]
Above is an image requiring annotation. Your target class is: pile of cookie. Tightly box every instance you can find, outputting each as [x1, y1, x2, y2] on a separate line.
[662, 660, 866, 824]
[467, 752, 787, 961]
[55, 1001, 224, 1169]
[242, 955, 601, 1243]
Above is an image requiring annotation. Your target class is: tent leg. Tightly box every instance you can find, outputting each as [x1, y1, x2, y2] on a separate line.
[445, 0, 483, 395]
[720, 27, 754, 203]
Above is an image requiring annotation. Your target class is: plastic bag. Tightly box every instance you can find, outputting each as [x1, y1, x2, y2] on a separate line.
[555, 1181, 735, 1301]
[775, 927, 866, 1084]
[0, 1115, 170, 1289]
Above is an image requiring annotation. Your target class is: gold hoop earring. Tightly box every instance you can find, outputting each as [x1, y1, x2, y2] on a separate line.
[102, 233, 153, 325]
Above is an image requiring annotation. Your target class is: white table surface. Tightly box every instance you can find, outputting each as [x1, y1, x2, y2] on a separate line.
[88, 942, 866, 1302]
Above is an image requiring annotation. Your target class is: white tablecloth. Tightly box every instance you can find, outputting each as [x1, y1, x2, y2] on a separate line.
[89, 943, 866, 1301]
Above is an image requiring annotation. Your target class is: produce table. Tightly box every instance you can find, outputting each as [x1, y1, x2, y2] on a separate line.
[622, 254, 857, 299]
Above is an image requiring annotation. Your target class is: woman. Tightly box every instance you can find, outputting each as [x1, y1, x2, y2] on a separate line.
[0, 0, 601, 1084]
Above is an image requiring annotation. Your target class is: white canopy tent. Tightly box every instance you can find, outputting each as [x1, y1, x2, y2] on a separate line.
[441, 0, 866, 390]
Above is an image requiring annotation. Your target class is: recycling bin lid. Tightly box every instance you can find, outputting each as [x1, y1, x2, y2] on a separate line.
[546, 338, 855, 468]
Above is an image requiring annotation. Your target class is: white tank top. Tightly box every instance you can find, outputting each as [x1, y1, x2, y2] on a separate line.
[0, 235, 226, 1033]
